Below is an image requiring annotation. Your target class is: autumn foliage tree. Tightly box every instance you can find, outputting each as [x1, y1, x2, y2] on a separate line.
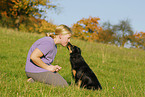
[0, 0, 57, 33]
[72, 17, 101, 41]
[72, 17, 115, 43]
[129, 32, 145, 49]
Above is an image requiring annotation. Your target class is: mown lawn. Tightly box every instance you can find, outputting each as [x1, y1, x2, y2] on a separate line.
[0, 27, 144, 97]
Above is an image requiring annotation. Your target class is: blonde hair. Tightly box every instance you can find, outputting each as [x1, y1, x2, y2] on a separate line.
[46, 24, 72, 38]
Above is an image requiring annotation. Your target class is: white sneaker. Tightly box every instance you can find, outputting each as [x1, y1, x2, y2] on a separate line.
[27, 78, 35, 83]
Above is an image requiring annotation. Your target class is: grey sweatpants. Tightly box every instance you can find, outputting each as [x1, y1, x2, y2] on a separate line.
[26, 71, 68, 87]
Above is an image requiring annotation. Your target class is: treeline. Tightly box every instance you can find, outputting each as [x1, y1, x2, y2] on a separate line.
[72, 17, 145, 49]
[0, 0, 145, 49]
[0, 0, 56, 33]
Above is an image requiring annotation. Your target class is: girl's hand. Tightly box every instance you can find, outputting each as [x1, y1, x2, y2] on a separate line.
[54, 65, 62, 72]
[46, 65, 62, 72]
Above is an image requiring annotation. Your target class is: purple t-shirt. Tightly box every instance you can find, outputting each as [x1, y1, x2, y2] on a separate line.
[25, 37, 57, 73]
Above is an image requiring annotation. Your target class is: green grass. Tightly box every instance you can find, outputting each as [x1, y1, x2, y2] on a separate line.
[0, 27, 145, 97]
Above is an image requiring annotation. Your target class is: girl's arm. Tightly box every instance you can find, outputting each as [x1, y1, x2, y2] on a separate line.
[30, 48, 61, 72]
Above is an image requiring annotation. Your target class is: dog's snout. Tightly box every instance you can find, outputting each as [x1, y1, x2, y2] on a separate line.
[67, 42, 73, 53]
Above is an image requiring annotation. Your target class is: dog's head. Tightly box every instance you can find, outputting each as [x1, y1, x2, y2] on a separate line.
[67, 42, 81, 54]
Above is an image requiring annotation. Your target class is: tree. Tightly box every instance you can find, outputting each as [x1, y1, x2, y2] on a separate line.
[0, 0, 57, 30]
[129, 32, 145, 49]
[113, 19, 134, 46]
[72, 17, 116, 43]
[101, 21, 116, 44]
[72, 16, 102, 42]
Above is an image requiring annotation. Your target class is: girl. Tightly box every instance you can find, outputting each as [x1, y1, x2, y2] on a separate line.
[25, 24, 72, 87]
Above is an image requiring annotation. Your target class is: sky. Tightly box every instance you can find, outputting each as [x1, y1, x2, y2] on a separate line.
[45, 0, 145, 32]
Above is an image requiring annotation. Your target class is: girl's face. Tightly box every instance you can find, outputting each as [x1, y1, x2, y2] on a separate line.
[60, 33, 71, 47]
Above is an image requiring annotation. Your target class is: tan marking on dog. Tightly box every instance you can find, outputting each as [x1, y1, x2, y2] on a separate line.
[67, 45, 72, 53]
[69, 49, 72, 53]
[72, 69, 76, 77]
[77, 72, 84, 88]
[78, 80, 82, 88]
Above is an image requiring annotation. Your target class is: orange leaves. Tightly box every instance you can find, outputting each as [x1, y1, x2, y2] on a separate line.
[133, 32, 145, 39]
[91, 17, 100, 24]
[37, 20, 56, 33]
[0, 0, 57, 33]
[11, 0, 18, 4]
[17, 16, 56, 33]
[1, 11, 7, 16]
[72, 16, 116, 43]
[129, 31, 145, 49]
[1, 0, 57, 19]
[72, 16, 103, 42]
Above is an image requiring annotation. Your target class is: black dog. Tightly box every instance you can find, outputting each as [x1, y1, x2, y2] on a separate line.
[67, 42, 102, 90]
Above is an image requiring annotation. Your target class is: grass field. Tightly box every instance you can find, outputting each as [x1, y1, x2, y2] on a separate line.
[0, 27, 145, 97]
